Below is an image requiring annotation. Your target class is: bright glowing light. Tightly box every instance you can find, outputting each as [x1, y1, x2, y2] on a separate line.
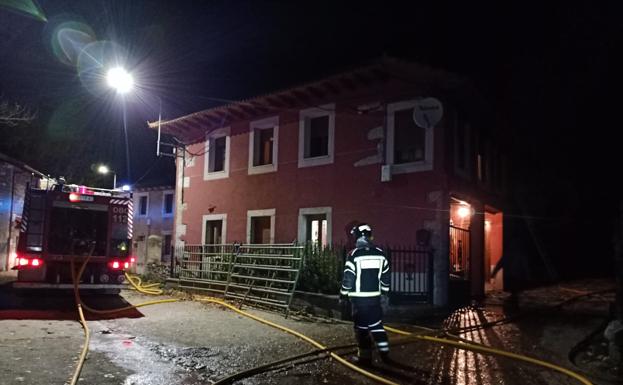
[69, 193, 80, 202]
[107, 67, 134, 94]
[121, 184, 131, 191]
[124, 262, 129, 269]
[31, 259, 41, 267]
[18, 258, 29, 266]
[457, 206, 471, 218]
[130, 257, 136, 263]
[112, 261, 120, 269]
[98, 165, 110, 174]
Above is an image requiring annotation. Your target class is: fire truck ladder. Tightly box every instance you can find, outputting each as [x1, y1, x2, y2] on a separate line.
[23, 189, 46, 253]
[224, 243, 303, 317]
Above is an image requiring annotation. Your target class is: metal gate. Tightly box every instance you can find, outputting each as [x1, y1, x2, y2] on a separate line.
[387, 246, 433, 302]
[178, 243, 303, 316]
[449, 225, 470, 279]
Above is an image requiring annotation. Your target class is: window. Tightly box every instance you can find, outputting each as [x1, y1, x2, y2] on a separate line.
[247, 209, 275, 244]
[137, 194, 149, 217]
[204, 127, 230, 180]
[298, 207, 332, 246]
[163, 192, 174, 216]
[248, 116, 279, 174]
[298, 104, 335, 168]
[163, 233, 172, 259]
[202, 214, 227, 244]
[386, 100, 434, 173]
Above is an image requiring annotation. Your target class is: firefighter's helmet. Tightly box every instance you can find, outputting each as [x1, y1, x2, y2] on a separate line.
[350, 223, 372, 240]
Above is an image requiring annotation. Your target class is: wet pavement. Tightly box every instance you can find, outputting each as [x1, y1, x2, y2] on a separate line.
[0, 272, 616, 385]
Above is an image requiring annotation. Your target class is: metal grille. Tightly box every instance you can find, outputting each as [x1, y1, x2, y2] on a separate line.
[387, 245, 433, 302]
[178, 243, 303, 316]
[179, 244, 236, 294]
[449, 225, 470, 279]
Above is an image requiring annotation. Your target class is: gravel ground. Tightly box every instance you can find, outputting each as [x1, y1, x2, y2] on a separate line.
[0, 273, 617, 385]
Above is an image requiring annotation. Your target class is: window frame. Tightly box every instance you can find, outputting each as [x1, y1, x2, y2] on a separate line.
[162, 191, 174, 217]
[136, 193, 149, 217]
[203, 127, 231, 180]
[298, 104, 335, 168]
[201, 213, 227, 244]
[246, 208, 276, 244]
[248, 116, 279, 175]
[297, 207, 332, 245]
[386, 99, 434, 174]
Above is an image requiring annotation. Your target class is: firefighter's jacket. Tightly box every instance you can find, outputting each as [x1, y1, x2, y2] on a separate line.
[340, 244, 390, 298]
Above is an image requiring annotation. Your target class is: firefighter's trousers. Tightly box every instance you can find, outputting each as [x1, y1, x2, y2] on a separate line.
[351, 297, 389, 359]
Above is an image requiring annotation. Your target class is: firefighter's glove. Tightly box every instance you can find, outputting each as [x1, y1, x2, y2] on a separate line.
[380, 295, 389, 307]
[339, 294, 349, 306]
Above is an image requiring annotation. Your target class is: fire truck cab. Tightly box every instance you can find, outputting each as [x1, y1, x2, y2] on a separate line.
[13, 182, 134, 292]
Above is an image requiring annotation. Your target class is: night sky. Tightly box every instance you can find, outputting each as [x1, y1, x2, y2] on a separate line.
[0, 1, 620, 275]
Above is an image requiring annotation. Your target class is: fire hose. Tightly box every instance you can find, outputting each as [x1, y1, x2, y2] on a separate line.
[68, 260, 596, 385]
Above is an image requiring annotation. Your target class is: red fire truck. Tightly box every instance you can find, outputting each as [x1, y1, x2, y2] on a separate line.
[13, 182, 134, 292]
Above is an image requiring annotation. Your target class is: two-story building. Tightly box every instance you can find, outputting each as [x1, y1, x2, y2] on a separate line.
[150, 58, 507, 306]
[131, 184, 175, 274]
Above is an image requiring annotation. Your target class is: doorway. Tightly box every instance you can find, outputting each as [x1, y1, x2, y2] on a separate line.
[484, 207, 504, 292]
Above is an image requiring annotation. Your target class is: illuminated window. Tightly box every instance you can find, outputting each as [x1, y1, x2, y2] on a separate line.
[298, 104, 335, 168]
[298, 207, 332, 246]
[249, 116, 279, 174]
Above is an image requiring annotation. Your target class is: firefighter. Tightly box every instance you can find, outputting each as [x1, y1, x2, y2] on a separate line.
[340, 223, 390, 365]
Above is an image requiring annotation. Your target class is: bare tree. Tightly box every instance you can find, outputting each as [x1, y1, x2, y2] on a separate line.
[0, 99, 36, 127]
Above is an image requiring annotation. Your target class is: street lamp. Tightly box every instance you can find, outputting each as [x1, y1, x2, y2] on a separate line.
[106, 66, 133, 183]
[106, 67, 134, 94]
[97, 164, 117, 190]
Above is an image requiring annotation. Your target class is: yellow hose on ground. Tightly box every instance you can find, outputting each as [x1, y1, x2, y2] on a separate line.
[69, 304, 89, 385]
[384, 326, 594, 385]
[70, 261, 595, 385]
[194, 295, 400, 385]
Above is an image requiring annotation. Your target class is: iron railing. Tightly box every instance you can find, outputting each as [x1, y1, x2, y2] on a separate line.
[449, 225, 470, 279]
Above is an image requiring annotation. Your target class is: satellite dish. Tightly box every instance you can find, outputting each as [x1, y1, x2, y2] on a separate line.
[413, 97, 443, 129]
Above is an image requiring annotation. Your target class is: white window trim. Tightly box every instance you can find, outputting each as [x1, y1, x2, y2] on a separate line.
[136, 192, 149, 217]
[386, 99, 434, 174]
[248, 116, 279, 175]
[203, 127, 231, 181]
[246, 208, 276, 244]
[297, 207, 332, 245]
[162, 191, 175, 217]
[202, 213, 227, 244]
[298, 103, 335, 168]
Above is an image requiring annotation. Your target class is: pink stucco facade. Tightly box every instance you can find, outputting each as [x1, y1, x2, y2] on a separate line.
[160, 59, 507, 304]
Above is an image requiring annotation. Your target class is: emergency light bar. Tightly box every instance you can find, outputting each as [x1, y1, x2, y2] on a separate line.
[68, 193, 95, 202]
